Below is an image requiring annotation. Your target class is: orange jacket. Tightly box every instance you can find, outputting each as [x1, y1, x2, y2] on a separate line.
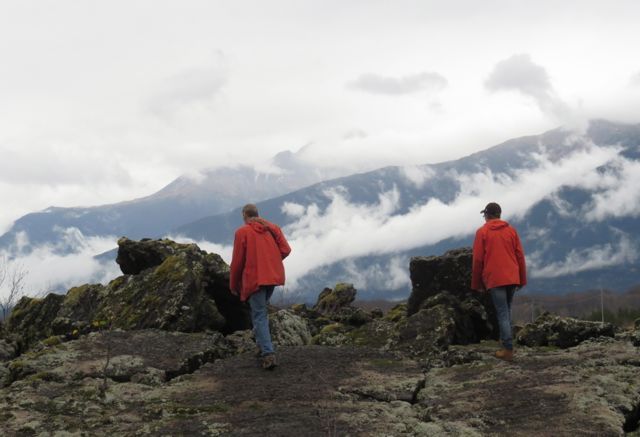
[230, 218, 291, 301]
[471, 219, 526, 291]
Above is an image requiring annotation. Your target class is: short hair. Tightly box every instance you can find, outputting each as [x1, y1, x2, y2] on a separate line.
[480, 202, 501, 219]
[242, 204, 259, 218]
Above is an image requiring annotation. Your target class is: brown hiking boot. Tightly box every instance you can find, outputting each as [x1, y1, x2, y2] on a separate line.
[495, 349, 514, 362]
[261, 354, 277, 370]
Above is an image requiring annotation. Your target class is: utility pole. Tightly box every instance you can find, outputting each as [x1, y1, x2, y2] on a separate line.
[531, 298, 534, 323]
[600, 287, 604, 324]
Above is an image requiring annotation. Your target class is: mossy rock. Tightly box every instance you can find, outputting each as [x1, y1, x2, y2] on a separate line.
[384, 303, 408, 323]
[311, 323, 354, 346]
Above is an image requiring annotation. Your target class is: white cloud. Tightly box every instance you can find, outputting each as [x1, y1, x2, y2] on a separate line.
[145, 55, 228, 119]
[281, 202, 306, 218]
[583, 158, 640, 220]
[348, 72, 448, 95]
[0, 231, 121, 300]
[485, 54, 572, 123]
[529, 233, 638, 278]
[341, 256, 410, 292]
[279, 141, 621, 287]
[400, 165, 435, 188]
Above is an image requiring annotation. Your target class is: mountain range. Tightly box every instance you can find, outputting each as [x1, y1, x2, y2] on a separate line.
[1, 120, 639, 299]
[0, 148, 347, 254]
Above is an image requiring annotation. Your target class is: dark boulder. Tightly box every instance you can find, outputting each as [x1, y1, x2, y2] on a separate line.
[4, 238, 252, 352]
[116, 237, 178, 275]
[5, 293, 65, 354]
[314, 283, 357, 315]
[516, 312, 616, 348]
[397, 291, 494, 356]
[408, 247, 499, 341]
[313, 283, 372, 328]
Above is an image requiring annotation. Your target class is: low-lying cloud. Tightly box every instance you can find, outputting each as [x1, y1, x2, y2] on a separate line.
[529, 232, 638, 279]
[277, 141, 621, 288]
[8, 137, 637, 298]
[0, 230, 120, 301]
[348, 72, 448, 95]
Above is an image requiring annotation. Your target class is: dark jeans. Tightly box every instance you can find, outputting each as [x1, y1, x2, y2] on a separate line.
[490, 286, 515, 350]
[248, 285, 275, 356]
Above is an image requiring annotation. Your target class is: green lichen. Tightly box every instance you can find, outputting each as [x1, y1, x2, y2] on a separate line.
[346, 325, 391, 348]
[155, 256, 188, 282]
[320, 323, 346, 334]
[63, 285, 90, 307]
[41, 336, 62, 347]
[334, 283, 353, 293]
[384, 303, 408, 323]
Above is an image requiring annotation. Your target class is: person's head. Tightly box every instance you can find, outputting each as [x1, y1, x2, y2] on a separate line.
[480, 202, 501, 221]
[242, 203, 259, 222]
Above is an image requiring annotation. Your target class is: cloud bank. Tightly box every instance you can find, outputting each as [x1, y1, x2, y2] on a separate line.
[0, 230, 120, 301]
[274, 140, 624, 288]
[348, 72, 448, 95]
[529, 232, 638, 279]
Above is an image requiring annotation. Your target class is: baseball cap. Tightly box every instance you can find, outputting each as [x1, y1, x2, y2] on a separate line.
[480, 202, 501, 216]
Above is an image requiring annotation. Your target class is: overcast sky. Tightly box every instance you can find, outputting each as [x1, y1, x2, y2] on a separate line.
[1, 0, 640, 232]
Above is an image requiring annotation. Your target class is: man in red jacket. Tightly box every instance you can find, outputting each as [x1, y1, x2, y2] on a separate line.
[472, 202, 526, 362]
[230, 204, 291, 370]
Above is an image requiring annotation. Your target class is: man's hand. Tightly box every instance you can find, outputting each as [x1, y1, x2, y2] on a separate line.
[230, 289, 239, 297]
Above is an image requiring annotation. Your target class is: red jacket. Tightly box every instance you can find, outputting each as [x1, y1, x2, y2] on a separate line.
[471, 219, 526, 291]
[230, 218, 291, 301]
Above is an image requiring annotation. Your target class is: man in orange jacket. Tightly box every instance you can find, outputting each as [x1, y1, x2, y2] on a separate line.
[230, 204, 291, 370]
[471, 202, 526, 362]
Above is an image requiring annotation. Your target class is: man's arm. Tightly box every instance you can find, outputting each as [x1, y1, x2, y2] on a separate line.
[271, 224, 291, 260]
[514, 230, 527, 287]
[229, 229, 246, 294]
[471, 228, 485, 291]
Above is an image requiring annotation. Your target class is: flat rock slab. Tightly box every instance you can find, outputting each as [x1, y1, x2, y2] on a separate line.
[2, 329, 229, 387]
[418, 339, 640, 436]
[0, 339, 639, 436]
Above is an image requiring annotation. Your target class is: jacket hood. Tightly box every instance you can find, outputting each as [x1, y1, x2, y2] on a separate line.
[247, 218, 272, 233]
[486, 219, 510, 230]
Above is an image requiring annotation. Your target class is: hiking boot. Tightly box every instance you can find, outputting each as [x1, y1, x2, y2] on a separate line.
[495, 349, 514, 362]
[261, 354, 277, 370]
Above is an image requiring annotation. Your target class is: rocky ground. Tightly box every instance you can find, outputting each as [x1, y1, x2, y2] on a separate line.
[1, 335, 639, 436]
[0, 239, 639, 436]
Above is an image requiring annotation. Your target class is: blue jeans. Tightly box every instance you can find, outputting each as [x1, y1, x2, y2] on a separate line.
[248, 286, 275, 356]
[490, 287, 515, 350]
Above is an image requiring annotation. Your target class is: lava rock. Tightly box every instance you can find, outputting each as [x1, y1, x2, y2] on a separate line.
[516, 312, 617, 348]
[408, 248, 499, 341]
[314, 283, 357, 315]
[4, 238, 252, 352]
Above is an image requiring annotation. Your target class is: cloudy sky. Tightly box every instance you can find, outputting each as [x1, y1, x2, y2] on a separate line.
[1, 0, 640, 235]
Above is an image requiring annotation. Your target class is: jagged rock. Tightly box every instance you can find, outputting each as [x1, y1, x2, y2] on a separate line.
[516, 312, 616, 348]
[5, 293, 65, 353]
[395, 291, 494, 356]
[3, 239, 252, 352]
[408, 248, 499, 342]
[314, 283, 357, 315]
[312, 283, 373, 328]
[225, 329, 256, 354]
[116, 237, 179, 275]
[270, 310, 312, 347]
[0, 339, 15, 362]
